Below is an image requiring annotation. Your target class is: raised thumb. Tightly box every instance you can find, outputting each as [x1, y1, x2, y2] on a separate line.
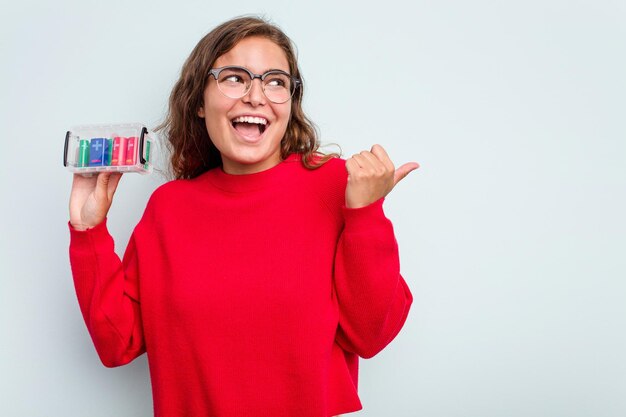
[393, 162, 420, 186]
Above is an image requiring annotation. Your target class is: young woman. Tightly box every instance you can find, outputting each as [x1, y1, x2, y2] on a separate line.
[68, 16, 418, 417]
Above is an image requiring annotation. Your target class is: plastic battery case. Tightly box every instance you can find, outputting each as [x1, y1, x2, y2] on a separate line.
[64, 123, 156, 175]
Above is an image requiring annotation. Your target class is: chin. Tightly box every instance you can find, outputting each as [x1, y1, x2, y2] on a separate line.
[221, 147, 282, 174]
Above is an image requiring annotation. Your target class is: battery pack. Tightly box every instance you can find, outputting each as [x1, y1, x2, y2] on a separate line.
[64, 123, 156, 176]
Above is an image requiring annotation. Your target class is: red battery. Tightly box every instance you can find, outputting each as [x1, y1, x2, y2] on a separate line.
[111, 136, 127, 166]
[125, 136, 138, 165]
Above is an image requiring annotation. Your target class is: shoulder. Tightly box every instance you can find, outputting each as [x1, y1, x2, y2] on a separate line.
[315, 155, 347, 180]
[141, 173, 210, 219]
[135, 173, 214, 234]
[295, 155, 348, 219]
[148, 178, 190, 206]
[298, 155, 347, 185]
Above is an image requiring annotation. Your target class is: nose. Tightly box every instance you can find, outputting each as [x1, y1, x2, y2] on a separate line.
[243, 78, 266, 106]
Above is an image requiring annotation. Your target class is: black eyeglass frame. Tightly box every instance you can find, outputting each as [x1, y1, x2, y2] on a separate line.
[208, 66, 301, 103]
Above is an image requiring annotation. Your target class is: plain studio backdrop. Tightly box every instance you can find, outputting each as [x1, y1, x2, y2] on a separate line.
[1, 0, 625, 416]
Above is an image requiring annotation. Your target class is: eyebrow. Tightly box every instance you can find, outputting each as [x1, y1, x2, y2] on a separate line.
[252, 67, 290, 75]
[229, 65, 290, 74]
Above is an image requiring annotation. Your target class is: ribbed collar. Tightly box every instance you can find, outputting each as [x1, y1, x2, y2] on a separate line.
[202, 153, 301, 193]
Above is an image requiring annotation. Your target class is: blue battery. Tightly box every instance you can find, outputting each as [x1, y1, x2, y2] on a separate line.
[89, 138, 107, 166]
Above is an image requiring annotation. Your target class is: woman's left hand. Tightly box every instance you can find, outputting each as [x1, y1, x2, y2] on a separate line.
[345, 144, 419, 209]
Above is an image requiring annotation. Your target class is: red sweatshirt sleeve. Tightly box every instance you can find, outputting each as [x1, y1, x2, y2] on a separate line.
[333, 199, 413, 359]
[68, 219, 145, 367]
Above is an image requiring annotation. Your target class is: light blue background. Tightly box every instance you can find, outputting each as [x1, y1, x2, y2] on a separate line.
[1, 0, 625, 416]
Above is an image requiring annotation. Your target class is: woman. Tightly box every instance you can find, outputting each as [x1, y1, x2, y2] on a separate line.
[69, 16, 418, 417]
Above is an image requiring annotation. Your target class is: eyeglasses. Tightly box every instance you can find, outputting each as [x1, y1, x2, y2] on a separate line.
[208, 66, 301, 104]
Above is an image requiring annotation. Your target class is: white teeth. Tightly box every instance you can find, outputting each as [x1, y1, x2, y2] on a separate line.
[232, 116, 268, 125]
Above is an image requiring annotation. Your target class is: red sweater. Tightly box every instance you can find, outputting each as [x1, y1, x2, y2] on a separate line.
[69, 154, 412, 417]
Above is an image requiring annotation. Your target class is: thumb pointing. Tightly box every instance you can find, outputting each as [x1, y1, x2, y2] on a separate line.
[393, 162, 420, 186]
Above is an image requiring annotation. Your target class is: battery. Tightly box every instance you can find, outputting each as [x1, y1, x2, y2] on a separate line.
[105, 138, 113, 166]
[143, 140, 151, 170]
[89, 138, 106, 166]
[78, 139, 90, 167]
[111, 136, 126, 166]
[125, 136, 137, 165]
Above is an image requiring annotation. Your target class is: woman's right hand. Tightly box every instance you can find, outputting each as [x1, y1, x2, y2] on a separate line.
[69, 172, 122, 231]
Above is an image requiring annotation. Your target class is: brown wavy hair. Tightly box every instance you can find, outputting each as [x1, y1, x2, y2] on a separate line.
[156, 16, 337, 180]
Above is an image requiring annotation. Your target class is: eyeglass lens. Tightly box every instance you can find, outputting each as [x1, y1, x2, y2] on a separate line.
[215, 67, 294, 104]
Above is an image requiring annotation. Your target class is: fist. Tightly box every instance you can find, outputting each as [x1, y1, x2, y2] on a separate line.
[345, 144, 419, 208]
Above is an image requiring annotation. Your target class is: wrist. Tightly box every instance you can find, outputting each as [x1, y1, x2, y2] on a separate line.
[69, 221, 93, 231]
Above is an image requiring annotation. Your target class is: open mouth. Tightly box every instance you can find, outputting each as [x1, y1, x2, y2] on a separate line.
[231, 116, 268, 137]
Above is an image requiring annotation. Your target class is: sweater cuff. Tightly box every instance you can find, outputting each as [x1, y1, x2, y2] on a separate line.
[341, 198, 388, 231]
[69, 219, 112, 248]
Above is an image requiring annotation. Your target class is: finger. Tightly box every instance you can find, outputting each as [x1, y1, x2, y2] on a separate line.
[106, 173, 123, 200]
[345, 157, 360, 175]
[393, 162, 420, 186]
[358, 151, 386, 172]
[350, 153, 368, 169]
[95, 172, 113, 201]
[370, 144, 395, 171]
[353, 153, 377, 171]
[72, 172, 97, 189]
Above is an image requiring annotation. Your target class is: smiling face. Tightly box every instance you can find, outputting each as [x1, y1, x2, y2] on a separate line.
[197, 36, 292, 175]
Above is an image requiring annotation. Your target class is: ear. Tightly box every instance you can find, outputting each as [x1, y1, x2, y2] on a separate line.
[197, 106, 205, 118]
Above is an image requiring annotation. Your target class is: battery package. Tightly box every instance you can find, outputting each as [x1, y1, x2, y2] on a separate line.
[64, 123, 156, 175]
